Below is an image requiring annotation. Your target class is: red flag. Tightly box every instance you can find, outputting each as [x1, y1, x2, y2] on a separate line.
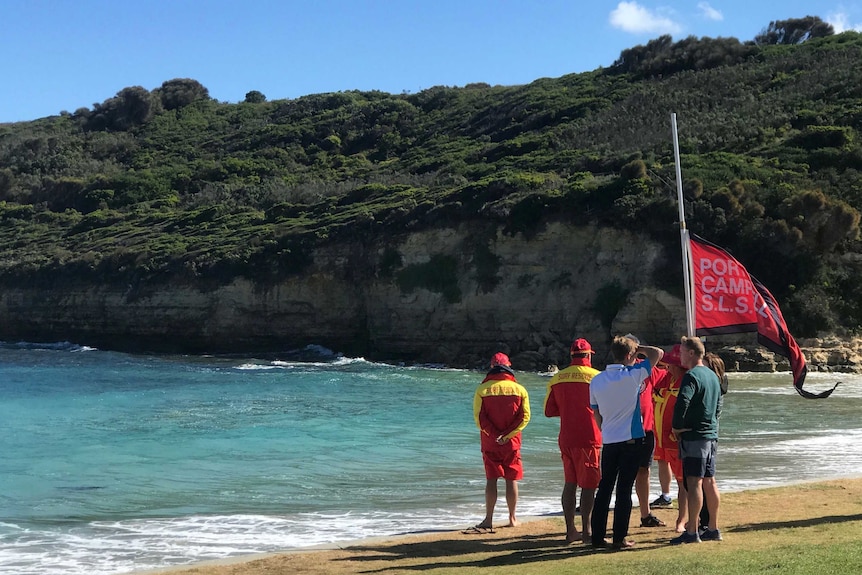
[689, 234, 838, 399]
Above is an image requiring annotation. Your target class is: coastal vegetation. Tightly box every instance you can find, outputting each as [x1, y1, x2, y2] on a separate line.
[2, 17, 862, 338]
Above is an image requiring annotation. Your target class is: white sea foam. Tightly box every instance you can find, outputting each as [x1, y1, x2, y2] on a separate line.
[723, 429, 862, 452]
[235, 363, 281, 370]
[233, 356, 374, 371]
[0, 340, 96, 352]
[0, 508, 502, 575]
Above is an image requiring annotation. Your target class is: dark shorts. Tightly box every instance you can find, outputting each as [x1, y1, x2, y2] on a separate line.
[637, 431, 655, 468]
[680, 438, 717, 479]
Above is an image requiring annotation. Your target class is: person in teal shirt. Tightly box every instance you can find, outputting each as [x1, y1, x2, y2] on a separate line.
[670, 336, 722, 545]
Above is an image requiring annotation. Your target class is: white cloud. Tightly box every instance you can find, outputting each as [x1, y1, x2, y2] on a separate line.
[697, 1, 723, 21]
[827, 11, 862, 33]
[609, 2, 683, 35]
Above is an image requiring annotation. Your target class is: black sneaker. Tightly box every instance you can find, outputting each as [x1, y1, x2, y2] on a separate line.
[641, 513, 666, 527]
[670, 531, 701, 545]
[700, 527, 723, 541]
[651, 494, 672, 507]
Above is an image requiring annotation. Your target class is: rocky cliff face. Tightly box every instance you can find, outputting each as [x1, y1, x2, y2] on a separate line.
[364, 222, 688, 367]
[0, 221, 856, 372]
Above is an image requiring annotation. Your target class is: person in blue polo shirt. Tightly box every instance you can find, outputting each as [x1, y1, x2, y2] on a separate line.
[589, 336, 663, 550]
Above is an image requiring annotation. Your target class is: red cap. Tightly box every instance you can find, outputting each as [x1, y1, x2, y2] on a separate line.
[662, 344, 682, 366]
[490, 352, 511, 367]
[570, 338, 595, 355]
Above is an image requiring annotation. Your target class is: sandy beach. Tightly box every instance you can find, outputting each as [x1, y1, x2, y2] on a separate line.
[139, 477, 862, 575]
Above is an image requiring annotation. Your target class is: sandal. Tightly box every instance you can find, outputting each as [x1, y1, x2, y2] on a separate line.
[461, 525, 495, 534]
[641, 513, 666, 527]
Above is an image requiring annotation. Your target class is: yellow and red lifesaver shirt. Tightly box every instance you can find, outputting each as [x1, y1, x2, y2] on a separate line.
[473, 367, 531, 452]
[653, 366, 683, 450]
[543, 358, 601, 448]
[639, 363, 664, 432]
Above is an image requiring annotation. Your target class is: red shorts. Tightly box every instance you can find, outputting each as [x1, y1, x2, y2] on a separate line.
[560, 446, 601, 489]
[655, 446, 683, 481]
[483, 448, 523, 480]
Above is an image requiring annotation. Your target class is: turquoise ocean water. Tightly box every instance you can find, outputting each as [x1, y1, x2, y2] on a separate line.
[1, 342, 860, 575]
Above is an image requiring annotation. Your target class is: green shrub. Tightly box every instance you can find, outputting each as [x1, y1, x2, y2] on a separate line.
[0, 203, 35, 220]
[790, 126, 854, 150]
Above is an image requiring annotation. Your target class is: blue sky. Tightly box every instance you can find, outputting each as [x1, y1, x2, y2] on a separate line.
[2, 0, 861, 123]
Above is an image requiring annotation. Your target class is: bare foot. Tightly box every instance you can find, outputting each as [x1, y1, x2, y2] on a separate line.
[565, 531, 580, 544]
[676, 519, 686, 533]
[581, 533, 592, 544]
[475, 522, 493, 529]
[506, 519, 520, 527]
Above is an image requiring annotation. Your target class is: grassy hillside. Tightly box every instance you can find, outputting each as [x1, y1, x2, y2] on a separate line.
[2, 27, 862, 336]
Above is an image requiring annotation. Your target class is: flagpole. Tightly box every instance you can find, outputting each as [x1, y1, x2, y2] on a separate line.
[672, 113, 696, 337]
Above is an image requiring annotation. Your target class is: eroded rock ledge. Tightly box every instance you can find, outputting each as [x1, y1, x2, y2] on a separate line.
[716, 337, 862, 374]
[0, 221, 857, 373]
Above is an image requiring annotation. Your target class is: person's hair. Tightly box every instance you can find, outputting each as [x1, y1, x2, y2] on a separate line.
[704, 351, 730, 394]
[703, 352, 725, 379]
[610, 335, 638, 363]
[680, 336, 705, 358]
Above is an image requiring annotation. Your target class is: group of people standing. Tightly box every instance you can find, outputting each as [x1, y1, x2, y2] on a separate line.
[469, 335, 725, 549]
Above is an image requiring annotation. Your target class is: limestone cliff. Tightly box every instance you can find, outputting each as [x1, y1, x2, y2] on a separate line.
[0, 221, 855, 372]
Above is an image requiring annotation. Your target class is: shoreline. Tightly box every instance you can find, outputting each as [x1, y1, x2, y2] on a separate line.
[133, 475, 862, 575]
[135, 514, 558, 574]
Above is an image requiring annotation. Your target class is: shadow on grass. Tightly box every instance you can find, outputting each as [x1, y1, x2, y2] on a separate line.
[328, 511, 862, 573]
[336, 532, 666, 572]
[731, 513, 862, 533]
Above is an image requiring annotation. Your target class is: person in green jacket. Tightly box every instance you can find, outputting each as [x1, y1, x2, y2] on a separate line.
[669, 336, 722, 545]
